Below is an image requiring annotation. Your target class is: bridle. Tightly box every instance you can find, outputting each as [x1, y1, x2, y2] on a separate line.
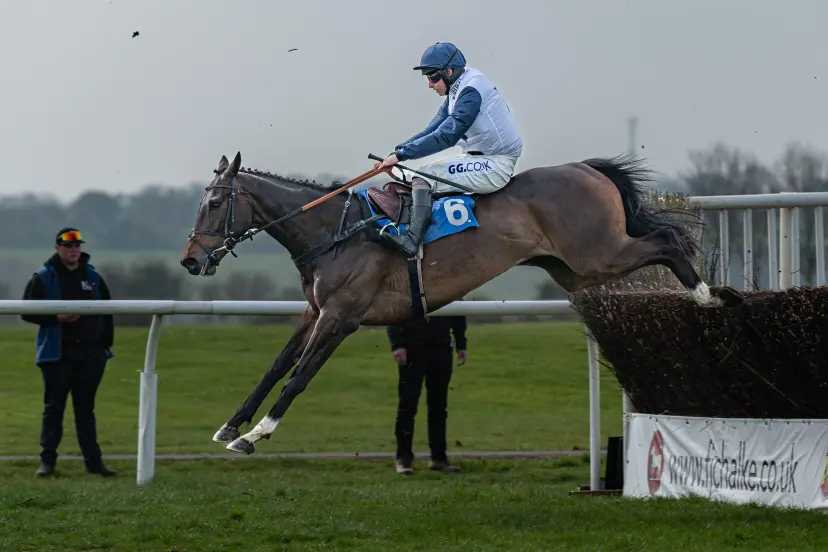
[188, 173, 254, 273]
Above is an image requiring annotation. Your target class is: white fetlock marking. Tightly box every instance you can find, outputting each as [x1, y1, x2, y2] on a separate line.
[691, 282, 711, 304]
[691, 282, 723, 307]
[240, 415, 280, 444]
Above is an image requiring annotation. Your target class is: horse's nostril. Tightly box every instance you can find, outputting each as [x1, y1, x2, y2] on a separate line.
[181, 257, 198, 270]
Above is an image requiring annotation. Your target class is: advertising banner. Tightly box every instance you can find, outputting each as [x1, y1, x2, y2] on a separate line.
[624, 413, 828, 510]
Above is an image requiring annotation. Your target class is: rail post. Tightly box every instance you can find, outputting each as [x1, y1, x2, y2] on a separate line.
[586, 328, 601, 491]
[137, 314, 164, 485]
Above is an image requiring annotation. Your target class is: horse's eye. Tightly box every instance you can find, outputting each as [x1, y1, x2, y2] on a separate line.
[208, 201, 221, 211]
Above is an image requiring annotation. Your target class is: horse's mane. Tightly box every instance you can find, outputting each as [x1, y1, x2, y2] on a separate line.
[238, 167, 343, 191]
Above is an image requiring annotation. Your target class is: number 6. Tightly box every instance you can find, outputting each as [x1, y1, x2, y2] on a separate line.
[444, 198, 469, 226]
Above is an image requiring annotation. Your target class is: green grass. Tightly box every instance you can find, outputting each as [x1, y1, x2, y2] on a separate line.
[0, 322, 620, 456]
[2, 457, 827, 551]
[3, 322, 827, 551]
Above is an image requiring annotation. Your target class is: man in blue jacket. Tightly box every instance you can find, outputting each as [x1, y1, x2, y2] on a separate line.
[21, 228, 116, 477]
[374, 42, 523, 257]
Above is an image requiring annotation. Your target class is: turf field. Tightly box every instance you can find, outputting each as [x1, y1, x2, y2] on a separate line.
[2, 322, 826, 551]
[3, 456, 827, 552]
[0, 322, 616, 456]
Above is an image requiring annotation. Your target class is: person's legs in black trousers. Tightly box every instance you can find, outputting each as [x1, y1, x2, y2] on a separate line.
[37, 349, 114, 476]
[422, 346, 452, 461]
[67, 350, 106, 471]
[38, 360, 73, 474]
[393, 346, 461, 474]
[423, 346, 461, 472]
[394, 355, 425, 473]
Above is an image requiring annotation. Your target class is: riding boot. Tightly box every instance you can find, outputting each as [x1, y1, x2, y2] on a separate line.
[384, 184, 432, 258]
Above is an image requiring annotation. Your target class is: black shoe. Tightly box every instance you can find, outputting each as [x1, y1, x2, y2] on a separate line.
[384, 184, 432, 257]
[85, 461, 117, 477]
[428, 459, 463, 473]
[35, 462, 55, 477]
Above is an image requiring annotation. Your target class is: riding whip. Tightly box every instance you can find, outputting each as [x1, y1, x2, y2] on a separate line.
[368, 153, 475, 194]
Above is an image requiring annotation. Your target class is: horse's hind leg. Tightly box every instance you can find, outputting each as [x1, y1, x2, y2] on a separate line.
[562, 227, 741, 307]
[643, 227, 743, 307]
[212, 306, 319, 444]
[519, 256, 603, 293]
[605, 227, 717, 302]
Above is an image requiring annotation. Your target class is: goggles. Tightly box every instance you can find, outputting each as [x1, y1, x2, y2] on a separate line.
[57, 230, 84, 244]
[425, 70, 443, 83]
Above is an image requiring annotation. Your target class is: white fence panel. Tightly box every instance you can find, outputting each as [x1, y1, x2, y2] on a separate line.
[687, 191, 828, 290]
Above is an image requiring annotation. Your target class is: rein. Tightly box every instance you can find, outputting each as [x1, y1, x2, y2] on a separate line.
[188, 166, 384, 271]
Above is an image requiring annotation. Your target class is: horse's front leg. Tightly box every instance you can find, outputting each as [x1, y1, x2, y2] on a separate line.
[212, 306, 318, 443]
[226, 304, 362, 455]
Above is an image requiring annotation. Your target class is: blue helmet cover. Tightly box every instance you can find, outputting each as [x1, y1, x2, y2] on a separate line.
[413, 42, 466, 72]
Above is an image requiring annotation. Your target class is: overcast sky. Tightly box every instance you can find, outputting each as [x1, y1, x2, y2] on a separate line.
[1, 0, 825, 202]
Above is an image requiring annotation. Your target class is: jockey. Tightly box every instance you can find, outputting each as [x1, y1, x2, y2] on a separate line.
[374, 41, 523, 257]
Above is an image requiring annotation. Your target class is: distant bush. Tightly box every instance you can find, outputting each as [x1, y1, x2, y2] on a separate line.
[95, 259, 303, 326]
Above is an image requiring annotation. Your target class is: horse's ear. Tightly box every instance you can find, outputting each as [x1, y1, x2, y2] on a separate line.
[230, 152, 242, 176]
[217, 155, 229, 173]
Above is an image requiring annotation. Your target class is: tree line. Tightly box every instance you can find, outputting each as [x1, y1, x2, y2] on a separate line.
[0, 170, 349, 252]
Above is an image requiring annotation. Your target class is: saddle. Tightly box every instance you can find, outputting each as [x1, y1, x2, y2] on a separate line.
[366, 181, 415, 224]
[365, 181, 464, 224]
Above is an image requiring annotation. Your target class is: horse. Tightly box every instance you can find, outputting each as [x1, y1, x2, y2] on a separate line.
[180, 151, 743, 455]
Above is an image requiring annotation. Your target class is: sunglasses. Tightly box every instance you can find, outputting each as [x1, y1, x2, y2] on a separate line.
[57, 230, 84, 246]
[425, 70, 443, 84]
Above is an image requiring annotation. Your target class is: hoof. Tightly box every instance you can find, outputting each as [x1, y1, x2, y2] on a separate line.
[714, 286, 745, 307]
[227, 438, 255, 455]
[213, 424, 240, 443]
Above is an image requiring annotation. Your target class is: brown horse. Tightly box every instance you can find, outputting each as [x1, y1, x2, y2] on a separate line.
[180, 151, 743, 455]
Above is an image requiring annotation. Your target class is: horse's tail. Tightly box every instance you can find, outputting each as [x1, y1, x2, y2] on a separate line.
[581, 154, 701, 262]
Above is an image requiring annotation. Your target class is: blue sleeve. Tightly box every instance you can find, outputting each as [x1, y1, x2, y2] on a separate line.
[395, 87, 482, 161]
[396, 99, 449, 148]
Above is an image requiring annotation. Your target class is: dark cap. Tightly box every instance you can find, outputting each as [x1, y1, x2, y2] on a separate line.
[56, 227, 85, 244]
[413, 42, 466, 72]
